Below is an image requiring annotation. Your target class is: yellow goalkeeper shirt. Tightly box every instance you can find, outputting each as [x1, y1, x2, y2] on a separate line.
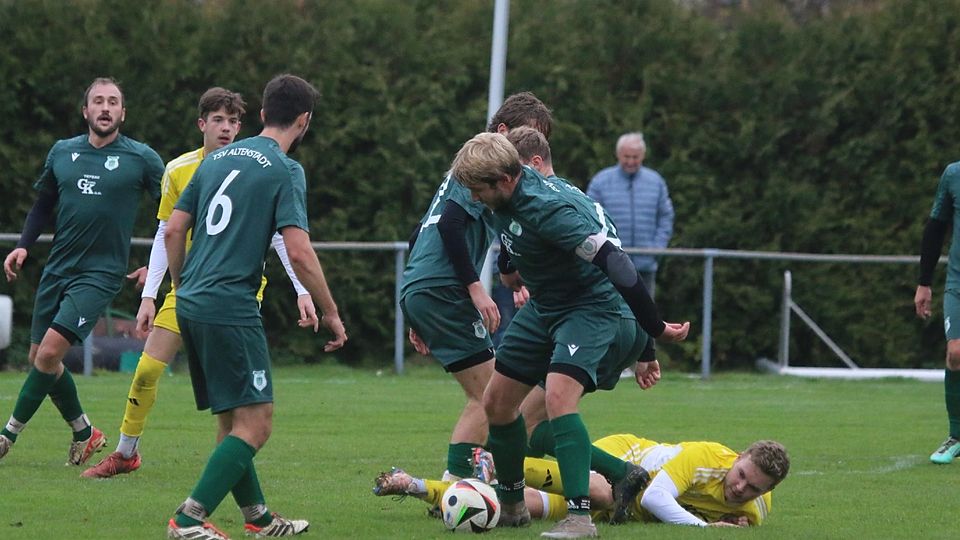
[159, 147, 267, 301]
[595, 434, 772, 526]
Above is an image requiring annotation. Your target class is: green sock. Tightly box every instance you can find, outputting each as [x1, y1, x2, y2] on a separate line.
[175, 435, 257, 527]
[946, 369, 960, 439]
[232, 463, 272, 526]
[1, 368, 59, 442]
[447, 442, 475, 478]
[48, 369, 90, 441]
[550, 413, 591, 512]
[488, 415, 527, 505]
[527, 421, 555, 458]
[590, 445, 630, 484]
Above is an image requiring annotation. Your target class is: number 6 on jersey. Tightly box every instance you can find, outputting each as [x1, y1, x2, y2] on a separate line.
[206, 169, 240, 236]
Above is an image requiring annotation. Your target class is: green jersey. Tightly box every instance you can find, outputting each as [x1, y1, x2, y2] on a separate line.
[400, 175, 493, 296]
[931, 162, 960, 289]
[35, 134, 163, 278]
[175, 136, 308, 325]
[488, 166, 622, 312]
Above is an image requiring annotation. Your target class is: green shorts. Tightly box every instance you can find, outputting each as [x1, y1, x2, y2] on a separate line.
[177, 315, 273, 414]
[495, 302, 620, 392]
[595, 318, 649, 391]
[945, 289, 960, 341]
[30, 271, 121, 344]
[401, 286, 495, 372]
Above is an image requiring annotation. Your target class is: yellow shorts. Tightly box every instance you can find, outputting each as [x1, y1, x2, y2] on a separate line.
[153, 275, 268, 335]
[153, 288, 180, 334]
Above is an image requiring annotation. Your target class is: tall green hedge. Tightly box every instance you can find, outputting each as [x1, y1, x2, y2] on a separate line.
[0, 0, 954, 369]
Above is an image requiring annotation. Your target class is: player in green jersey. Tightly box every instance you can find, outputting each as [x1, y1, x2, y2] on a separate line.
[917, 161, 960, 464]
[400, 92, 553, 487]
[1, 77, 164, 466]
[164, 74, 347, 540]
[451, 132, 690, 539]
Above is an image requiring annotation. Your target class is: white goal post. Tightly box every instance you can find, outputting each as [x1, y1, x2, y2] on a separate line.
[756, 270, 943, 382]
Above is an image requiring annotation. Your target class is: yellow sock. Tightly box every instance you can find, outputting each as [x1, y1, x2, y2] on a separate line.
[119, 352, 167, 437]
[543, 492, 569, 521]
[524, 456, 564, 494]
[424, 479, 453, 507]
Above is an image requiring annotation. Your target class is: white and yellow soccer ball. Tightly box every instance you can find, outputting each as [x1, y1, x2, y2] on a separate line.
[440, 478, 501, 533]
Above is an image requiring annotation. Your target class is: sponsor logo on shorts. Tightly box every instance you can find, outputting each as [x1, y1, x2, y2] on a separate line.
[947, 317, 952, 335]
[473, 320, 487, 339]
[252, 370, 267, 391]
[78, 316, 88, 327]
[567, 344, 579, 356]
[104, 155, 119, 171]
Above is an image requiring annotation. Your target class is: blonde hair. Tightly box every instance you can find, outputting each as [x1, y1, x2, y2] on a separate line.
[450, 132, 522, 188]
[742, 440, 790, 488]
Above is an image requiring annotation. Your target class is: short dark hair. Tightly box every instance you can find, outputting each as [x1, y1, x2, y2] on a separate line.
[198, 87, 246, 120]
[487, 91, 553, 140]
[261, 74, 320, 128]
[83, 77, 124, 106]
[506, 126, 551, 164]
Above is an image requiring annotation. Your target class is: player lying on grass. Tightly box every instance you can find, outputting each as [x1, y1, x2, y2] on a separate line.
[374, 433, 789, 528]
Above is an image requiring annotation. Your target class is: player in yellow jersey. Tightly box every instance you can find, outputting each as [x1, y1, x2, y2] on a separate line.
[375, 434, 788, 528]
[83, 87, 317, 479]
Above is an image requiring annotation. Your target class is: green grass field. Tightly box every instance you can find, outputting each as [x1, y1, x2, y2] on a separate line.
[0, 364, 953, 539]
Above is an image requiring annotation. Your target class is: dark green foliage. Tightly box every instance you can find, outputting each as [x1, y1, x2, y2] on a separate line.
[0, 0, 955, 368]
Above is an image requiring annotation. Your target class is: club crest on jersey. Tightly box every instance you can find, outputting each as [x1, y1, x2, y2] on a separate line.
[473, 320, 487, 339]
[252, 370, 267, 391]
[104, 155, 119, 171]
[509, 220, 523, 236]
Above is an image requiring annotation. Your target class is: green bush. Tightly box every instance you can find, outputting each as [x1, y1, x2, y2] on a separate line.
[0, 0, 954, 369]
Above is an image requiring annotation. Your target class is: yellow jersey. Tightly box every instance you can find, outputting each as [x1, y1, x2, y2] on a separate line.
[159, 147, 267, 301]
[595, 434, 772, 525]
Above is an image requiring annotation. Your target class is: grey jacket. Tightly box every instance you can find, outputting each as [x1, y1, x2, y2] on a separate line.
[587, 165, 674, 272]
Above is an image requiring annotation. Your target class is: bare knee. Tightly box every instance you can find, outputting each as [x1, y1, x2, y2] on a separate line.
[483, 389, 516, 425]
[229, 404, 273, 449]
[947, 341, 960, 371]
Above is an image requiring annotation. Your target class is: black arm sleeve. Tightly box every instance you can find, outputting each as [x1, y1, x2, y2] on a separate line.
[920, 218, 949, 286]
[591, 240, 666, 337]
[437, 200, 480, 286]
[497, 244, 516, 274]
[638, 337, 656, 363]
[408, 223, 420, 252]
[16, 189, 58, 249]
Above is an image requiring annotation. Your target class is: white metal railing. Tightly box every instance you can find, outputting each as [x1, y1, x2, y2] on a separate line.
[0, 233, 936, 377]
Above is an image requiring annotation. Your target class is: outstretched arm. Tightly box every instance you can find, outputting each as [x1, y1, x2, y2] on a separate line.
[578, 237, 688, 341]
[639, 471, 709, 526]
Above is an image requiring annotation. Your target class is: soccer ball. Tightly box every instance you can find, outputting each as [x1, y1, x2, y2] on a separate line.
[441, 478, 500, 532]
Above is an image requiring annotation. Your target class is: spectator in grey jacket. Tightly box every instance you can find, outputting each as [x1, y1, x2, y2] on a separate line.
[587, 132, 674, 297]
